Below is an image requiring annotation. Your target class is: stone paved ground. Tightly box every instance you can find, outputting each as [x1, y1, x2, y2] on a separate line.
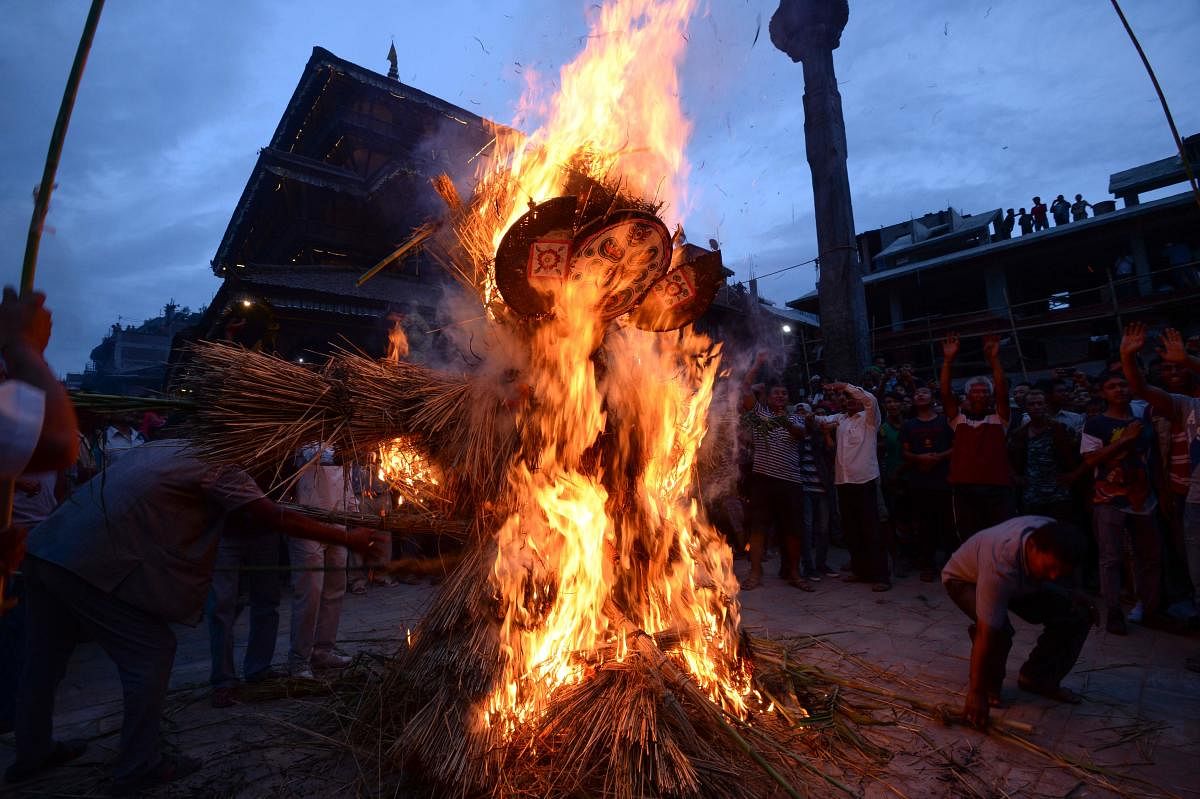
[2, 547, 1197, 798]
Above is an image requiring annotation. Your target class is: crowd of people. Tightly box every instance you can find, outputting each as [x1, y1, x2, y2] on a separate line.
[2, 281, 1199, 787]
[995, 193, 1094, 239]
[732, 324, 1200, 723]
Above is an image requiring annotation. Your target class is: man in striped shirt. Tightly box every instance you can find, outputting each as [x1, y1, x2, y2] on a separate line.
[740, 353, 814, 592]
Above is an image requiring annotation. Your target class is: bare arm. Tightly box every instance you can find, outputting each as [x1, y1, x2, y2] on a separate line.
[983, 334, 1009, 423]
[939, 333, 960, 419]
[1081, 420, 1142, 468]
[740, 352, 767, 412]
[965, 623, 1005, 727]
[235, 497, 383, 555]
[1, 288, 78, 471]
[1119, 322, 1173, 418]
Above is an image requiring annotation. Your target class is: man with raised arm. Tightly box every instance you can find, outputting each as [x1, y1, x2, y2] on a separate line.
[813, 380, 889, 590]
[1120, 323, 1200, 656]
[940, 333, 1014, 541]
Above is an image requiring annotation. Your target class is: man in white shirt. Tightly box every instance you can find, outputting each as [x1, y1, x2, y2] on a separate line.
[288, 443, 359, 677]
[102, 418, 146, 467]
[814, 381, 890, 590]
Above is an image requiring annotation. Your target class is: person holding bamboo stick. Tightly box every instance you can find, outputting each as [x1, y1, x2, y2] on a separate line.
[6, 439, 386, 793]
[0, 286, 79, 480]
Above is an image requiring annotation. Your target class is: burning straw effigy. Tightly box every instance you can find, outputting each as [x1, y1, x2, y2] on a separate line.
[174, 3, 1177, 798]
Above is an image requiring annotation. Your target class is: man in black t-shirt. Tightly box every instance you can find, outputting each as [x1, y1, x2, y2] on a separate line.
[901, 386, 955, 581]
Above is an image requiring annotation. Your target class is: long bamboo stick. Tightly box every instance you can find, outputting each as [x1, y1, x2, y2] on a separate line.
[2, 0, 106, 612]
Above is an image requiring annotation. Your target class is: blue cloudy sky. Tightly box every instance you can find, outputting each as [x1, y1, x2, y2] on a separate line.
[2, 1, 1197, 374]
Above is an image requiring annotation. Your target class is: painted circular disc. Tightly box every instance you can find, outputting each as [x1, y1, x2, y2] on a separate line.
[568, 211, 672, 320]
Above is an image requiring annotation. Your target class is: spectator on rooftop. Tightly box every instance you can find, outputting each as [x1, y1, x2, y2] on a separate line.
[1071, 194, 1092, 222]
[940, 333, 1015, 540]
[1017, 208, 1034, 236]
[1031, 197, 1050, 232]
[1050, 195, 1071, 226]
[996, 209, 1016, 240]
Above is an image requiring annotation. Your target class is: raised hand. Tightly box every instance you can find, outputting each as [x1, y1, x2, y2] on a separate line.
[1158, 328, 1188, 364]
[982, 333, 1001, 363]
[942, 332, 960, 362]
[1120, 321, 1147, 358]
[0, 286, 52, 355]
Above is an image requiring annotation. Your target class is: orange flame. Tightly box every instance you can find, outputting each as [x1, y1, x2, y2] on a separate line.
[384, 313, 409, 363]
[376, 436, 442, 509]
[477, 0, 746, 731]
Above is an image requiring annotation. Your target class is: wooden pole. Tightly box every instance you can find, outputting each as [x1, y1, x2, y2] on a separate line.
[3, 1, 105, 609]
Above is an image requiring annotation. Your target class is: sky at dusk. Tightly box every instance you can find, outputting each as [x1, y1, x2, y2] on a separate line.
[2, 1, 1197, 375]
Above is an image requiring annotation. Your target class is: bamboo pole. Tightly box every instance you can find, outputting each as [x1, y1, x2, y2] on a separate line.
[1000, 284, 1030, 384]
[1109, 0, 1200, 212]
[2, 1, 105, 611]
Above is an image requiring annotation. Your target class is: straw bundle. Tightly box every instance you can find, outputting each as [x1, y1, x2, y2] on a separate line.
[179, 340, 519, 504]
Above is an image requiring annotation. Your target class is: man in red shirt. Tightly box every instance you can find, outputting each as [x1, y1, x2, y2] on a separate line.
[940, 333, 1014, 543]
[1031, 197, 1049, 232]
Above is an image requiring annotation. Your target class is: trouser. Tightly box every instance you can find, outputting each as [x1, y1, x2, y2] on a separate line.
[207, 531, 282, 687]
[909, 485, 954, 570]
[801, 490, 830, 573]
[1186, 503, 1200, 606]
[288, 538, 348, 668]
[1092, 504, 1161, 614]
[15, 557, 175, 782]
[944, 577, 1090, 690]
[0, 573, 25, 733]
[747, 475, 806, 580]
[952, 484, 1015, 542]
[837, 480, 888, 582]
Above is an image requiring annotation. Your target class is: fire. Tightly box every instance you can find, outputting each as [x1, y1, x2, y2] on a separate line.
[384, 313, 409, 363]
[476, 0, 747, 732]
[376, 436, 443, 509]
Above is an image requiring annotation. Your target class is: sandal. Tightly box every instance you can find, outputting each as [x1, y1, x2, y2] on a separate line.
[871, 582, 892, 592]
[741, 575, 762, 590]
[787, 577, 816, 592]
